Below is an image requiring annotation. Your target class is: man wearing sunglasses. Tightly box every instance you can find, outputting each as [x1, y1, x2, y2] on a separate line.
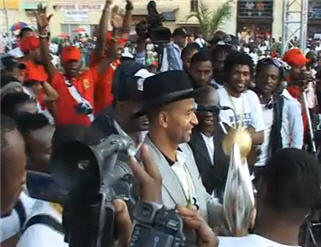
[189, 85, 229, 200]
[254, 57, 303, 167]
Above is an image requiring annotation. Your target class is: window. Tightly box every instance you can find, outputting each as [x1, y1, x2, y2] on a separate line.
[191, 0, 198, 12]
[309, 0, 321, 19]
[238, 0, 273, 18]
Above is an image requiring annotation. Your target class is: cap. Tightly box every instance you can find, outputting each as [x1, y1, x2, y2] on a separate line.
[25, 65, 46, 82]
[61, 46, 81, 63]
[19, 35, 40, 53]
[283, 48, 309, 67]
[137, 71, 194, 116]
[0, 54, 26, 71]
[112, 60, 154, 101]
[0, 75, 23, 97]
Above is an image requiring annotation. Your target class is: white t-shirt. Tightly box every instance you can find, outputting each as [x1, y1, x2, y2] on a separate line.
[218, 87, 265, 132]
[0, 192, 36, 241]
[17, 199, 68, 247]
[255, 104, 273, 166]
[218, 234, 300, 247]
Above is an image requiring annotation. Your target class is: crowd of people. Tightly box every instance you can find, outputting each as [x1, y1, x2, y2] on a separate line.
[1, 0, 321, 247]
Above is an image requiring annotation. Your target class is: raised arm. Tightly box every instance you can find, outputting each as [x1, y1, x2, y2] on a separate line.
[35, 4, 57, 83]
[122, 0, 133, 38]
[97, 11, 122, 75]
[93, 0, 113, 62]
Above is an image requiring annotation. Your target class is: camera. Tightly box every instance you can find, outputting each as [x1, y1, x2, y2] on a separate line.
[75, 102, 93, 115]
[129, 202, 185, 247]
[49, 134, 138, 247]
[27, 134, 186, 247]
[135, 0, 171, 44]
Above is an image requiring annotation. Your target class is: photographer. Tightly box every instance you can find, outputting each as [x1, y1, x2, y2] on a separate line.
[134, 1, 185, 71]
[0, 114, 163, 247]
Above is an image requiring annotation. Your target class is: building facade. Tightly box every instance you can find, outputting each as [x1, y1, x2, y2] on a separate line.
[1, 0, 320, 40]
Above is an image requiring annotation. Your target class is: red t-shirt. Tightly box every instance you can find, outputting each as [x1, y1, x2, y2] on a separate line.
[94, 59, 120, 114]
[52, 67, 99, 126]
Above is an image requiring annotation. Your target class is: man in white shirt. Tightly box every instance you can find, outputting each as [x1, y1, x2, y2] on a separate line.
[177, 148, 321, 247]
[137, 71, 224, 245]
[217, 51, 265, 147]
[254, 58, 303, 167]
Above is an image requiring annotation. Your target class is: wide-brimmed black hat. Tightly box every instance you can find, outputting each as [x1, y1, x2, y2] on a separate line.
[136, 70, 195, 116]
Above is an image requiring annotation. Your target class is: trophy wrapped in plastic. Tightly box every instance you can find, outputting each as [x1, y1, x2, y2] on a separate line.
[223, 142, 255, 236]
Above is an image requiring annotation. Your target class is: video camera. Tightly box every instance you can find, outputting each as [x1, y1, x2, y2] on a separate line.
[27, 134, 186, 247]
[130, 202, 185, 246]
[135, 0, 171, 44]
[50, 134, 137, 247]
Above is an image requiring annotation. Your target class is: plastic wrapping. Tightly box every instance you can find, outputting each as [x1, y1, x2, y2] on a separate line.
[223, 143, 255, 236]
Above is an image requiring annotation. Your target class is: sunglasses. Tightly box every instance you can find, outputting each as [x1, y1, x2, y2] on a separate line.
[258, 58, 283, 69]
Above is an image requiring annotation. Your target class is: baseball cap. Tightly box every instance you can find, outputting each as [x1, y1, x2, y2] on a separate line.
[61, 46, 81, 63]
[283, 48, 309, 67]
[0, 54, 26, 71]
[112, 60, 154, 101]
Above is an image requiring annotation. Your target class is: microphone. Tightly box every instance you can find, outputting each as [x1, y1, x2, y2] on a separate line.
[196, 105, 232, 113]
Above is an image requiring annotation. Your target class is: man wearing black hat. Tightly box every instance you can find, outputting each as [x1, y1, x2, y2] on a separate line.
[90, 60, 153, 152]
[139, 70, 223, 244]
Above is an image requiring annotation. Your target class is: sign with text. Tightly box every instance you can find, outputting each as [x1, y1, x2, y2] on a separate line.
[64, 10, 89, 23]
[54, 3, 104, 11]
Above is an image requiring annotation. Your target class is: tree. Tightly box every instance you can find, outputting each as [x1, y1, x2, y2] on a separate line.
[187, 0, 232, 40]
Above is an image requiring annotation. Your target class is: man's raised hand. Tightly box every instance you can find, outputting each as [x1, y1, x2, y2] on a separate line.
[128, 144, 163, 203]
[125, 0, 134, 12]
[35, 4, 53, 30]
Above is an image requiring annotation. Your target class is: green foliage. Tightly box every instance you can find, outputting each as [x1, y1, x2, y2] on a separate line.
[187, 0, 232, 40]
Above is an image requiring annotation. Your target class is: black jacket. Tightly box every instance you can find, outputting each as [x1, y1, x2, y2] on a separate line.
[189, 125, 229, 196]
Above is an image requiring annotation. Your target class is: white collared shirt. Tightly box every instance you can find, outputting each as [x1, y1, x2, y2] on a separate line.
[171, 151, 197, 205]
[200, 133, 215, 165]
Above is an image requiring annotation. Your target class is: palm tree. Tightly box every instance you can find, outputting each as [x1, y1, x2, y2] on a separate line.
[187, 0, 233, 40]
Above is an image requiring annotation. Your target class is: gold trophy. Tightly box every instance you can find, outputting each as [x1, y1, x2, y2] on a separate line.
[222, 127, 252, 159]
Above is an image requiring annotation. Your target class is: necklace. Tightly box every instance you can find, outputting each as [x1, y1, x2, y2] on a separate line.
[171, 160, 196, 206]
